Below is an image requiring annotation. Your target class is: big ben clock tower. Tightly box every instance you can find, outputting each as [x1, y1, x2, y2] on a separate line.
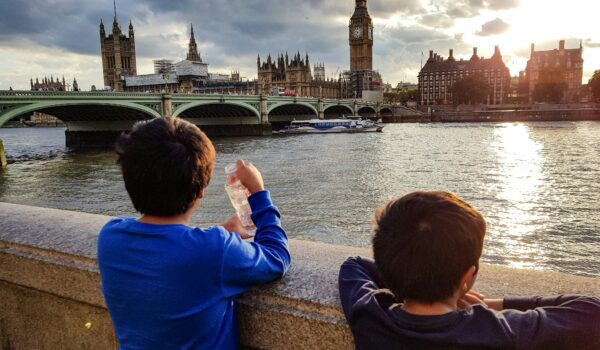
[349, 0, 373, 71]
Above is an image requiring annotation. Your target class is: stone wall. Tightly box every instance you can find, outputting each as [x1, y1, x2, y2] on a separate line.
[1, 202, 599, 349]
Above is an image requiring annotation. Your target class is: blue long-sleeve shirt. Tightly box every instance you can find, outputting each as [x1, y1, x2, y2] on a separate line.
[98, 190, 290, 350]
[339, 256, 600, 350]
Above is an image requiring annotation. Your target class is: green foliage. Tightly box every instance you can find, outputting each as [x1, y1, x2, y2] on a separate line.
[589, 70, 600, 101]
[532, 65, 567, 103]
[383, 89, 418, 104]
[451, 73, 491, 105]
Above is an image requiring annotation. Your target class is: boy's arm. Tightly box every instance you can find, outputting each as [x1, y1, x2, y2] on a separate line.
[501, 295, 600, 349]
[220, 190, 290, 297]
[338, 256, 393, 320]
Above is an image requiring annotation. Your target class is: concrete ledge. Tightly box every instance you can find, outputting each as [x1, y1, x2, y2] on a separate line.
[1, 202, 599, 349]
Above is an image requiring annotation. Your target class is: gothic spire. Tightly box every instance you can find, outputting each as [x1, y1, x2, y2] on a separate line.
[186, 23, 201, 62]
[113, 0, 117, 22]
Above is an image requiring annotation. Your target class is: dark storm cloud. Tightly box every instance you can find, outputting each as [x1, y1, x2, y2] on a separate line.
[476, 18, 510, 36]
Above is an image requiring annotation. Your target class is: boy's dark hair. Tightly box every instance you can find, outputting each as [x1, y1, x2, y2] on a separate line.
[372, 191, 486, 303]
[116, 117, 215, 217]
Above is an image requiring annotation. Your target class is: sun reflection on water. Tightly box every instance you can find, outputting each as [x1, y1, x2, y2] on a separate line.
[488, 123, 549, 270]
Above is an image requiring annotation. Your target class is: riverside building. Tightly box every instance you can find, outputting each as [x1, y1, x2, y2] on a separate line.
[418, 47, 510, 105]
[257, 53, 342, 98]
[121, 24, 254, 94]
[522, 40, 584, 103]
[99, 3, 137, 92]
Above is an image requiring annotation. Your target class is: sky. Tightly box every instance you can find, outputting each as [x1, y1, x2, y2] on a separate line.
[1, 0, 599, 91]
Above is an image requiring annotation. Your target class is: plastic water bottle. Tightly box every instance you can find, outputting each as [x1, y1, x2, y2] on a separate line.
[224, 163, 256, 236]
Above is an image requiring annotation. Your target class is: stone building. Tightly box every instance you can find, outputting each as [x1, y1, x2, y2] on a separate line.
[30, 76, 79, 91]
[418, 46, 511, 105]
[523, 40, 583, 103]
[257, 52, 341, 98]
[99, 3, 137, 91]
[122, 24, 254, 94]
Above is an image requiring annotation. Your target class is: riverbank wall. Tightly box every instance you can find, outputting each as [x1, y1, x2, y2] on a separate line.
[1, 202, 599, 349]
[382, 105, 600, 123]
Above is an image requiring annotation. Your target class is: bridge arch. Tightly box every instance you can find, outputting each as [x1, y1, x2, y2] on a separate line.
[323, 105, 353, 119]
[173, 101, 260, 119]
[357, 106, 377, 118]
[380, 107, 393, 117]
[0, 101, 161, 129]
[267, 102, 318, 117]
[268, 102, 318, 129]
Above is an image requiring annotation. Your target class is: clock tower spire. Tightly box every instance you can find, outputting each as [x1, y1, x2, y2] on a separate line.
[349, 0, 373, 71]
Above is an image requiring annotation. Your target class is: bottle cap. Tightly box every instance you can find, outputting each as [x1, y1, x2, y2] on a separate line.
[224, 163, 237, 175]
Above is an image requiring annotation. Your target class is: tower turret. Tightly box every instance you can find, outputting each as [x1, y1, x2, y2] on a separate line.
[100, 19, 105, 37]
[129, 19, 134, 38]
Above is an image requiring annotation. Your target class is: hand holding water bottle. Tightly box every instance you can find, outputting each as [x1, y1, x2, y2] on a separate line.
[224, 160, 263, 237]
[233, 160, 264, 194]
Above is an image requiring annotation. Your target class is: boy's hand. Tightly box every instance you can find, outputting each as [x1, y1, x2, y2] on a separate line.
[235, 160, 264, 194]
[458, 290, 487, 309]
[222, 214, 253, 239]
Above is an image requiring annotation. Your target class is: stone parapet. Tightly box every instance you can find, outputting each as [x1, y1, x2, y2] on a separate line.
[1, 202, 599, 349]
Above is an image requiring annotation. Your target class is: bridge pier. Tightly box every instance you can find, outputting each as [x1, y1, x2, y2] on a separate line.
[65, 130, 124, 148]
[318, 99, 324, 119]
[259, 95, 269, 123]
[162, 94, 173, 117]
[0, 139, 7, 169]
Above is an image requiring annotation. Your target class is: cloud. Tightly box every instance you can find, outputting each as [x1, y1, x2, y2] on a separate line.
[476, 18, 510, 36]
[0, 0, 503, 89]
[584, 38, 600, 48]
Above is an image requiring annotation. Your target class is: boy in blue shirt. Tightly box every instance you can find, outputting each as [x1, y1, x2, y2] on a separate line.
[339, 191, 600, 349]
[98, 117, 290, 349]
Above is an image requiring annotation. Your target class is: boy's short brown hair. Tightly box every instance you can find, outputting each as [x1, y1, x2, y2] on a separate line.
[116, 117, 215, 216]
[372, 191, 486, 303]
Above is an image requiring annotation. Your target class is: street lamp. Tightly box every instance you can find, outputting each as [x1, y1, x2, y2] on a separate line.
[162, 73, 169, 93]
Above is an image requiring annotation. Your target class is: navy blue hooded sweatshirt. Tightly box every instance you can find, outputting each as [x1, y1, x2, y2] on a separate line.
[339, 256, 600, 350]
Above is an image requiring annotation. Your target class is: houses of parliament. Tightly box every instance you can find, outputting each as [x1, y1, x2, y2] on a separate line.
[99, 0, 382, 100]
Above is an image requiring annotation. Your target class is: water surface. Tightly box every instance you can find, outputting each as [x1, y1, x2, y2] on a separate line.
[1, 122, 599, 277]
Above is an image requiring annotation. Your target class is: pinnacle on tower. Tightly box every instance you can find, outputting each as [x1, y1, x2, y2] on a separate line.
[186, 23, 201, 61]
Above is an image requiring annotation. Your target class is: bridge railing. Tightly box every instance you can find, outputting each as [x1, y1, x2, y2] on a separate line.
[0, 90, 163, 98]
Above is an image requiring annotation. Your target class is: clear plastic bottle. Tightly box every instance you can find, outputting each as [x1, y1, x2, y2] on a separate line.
[224, 163, 256, 236]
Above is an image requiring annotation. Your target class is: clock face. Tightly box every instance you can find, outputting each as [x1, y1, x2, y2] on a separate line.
[368, 26, 373, 40]
[352, 26, 362, 39]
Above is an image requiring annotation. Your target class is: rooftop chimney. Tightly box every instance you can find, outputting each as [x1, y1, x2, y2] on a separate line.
[471, 47, 479, 60]
[531, 43, 535, 54]
[559, 40, 565, 50]
[449, 49, 454, 59]
[429, 50, 433, 59]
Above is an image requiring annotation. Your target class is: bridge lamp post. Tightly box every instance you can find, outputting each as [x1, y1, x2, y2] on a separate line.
[162, 73, 169, 93]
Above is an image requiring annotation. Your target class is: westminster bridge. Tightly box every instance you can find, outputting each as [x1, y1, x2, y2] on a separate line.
[0, 91, 396, 147]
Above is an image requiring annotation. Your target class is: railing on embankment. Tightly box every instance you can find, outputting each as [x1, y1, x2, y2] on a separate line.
[1, 202, 599, 349]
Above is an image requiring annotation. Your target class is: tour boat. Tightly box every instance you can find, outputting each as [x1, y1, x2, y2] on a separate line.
[278, 116, 384, 134]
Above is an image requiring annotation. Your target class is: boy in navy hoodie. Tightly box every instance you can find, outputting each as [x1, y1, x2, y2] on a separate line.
[339, 191, 600, 350]
[98, 117, 290, 349]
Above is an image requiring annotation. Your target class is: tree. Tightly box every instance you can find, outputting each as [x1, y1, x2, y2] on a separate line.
[451, 73, 491, 105]
[532, 65, 567, 103]
[384, 89, 418, 104]
[589, 70, 600, 101]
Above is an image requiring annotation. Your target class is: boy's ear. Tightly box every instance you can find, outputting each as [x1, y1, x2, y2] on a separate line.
[459, 266, 478, 293]
[198, 188, 205, 199]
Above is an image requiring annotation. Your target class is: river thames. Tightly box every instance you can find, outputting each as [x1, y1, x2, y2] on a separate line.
[1, 122, 599, 277]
